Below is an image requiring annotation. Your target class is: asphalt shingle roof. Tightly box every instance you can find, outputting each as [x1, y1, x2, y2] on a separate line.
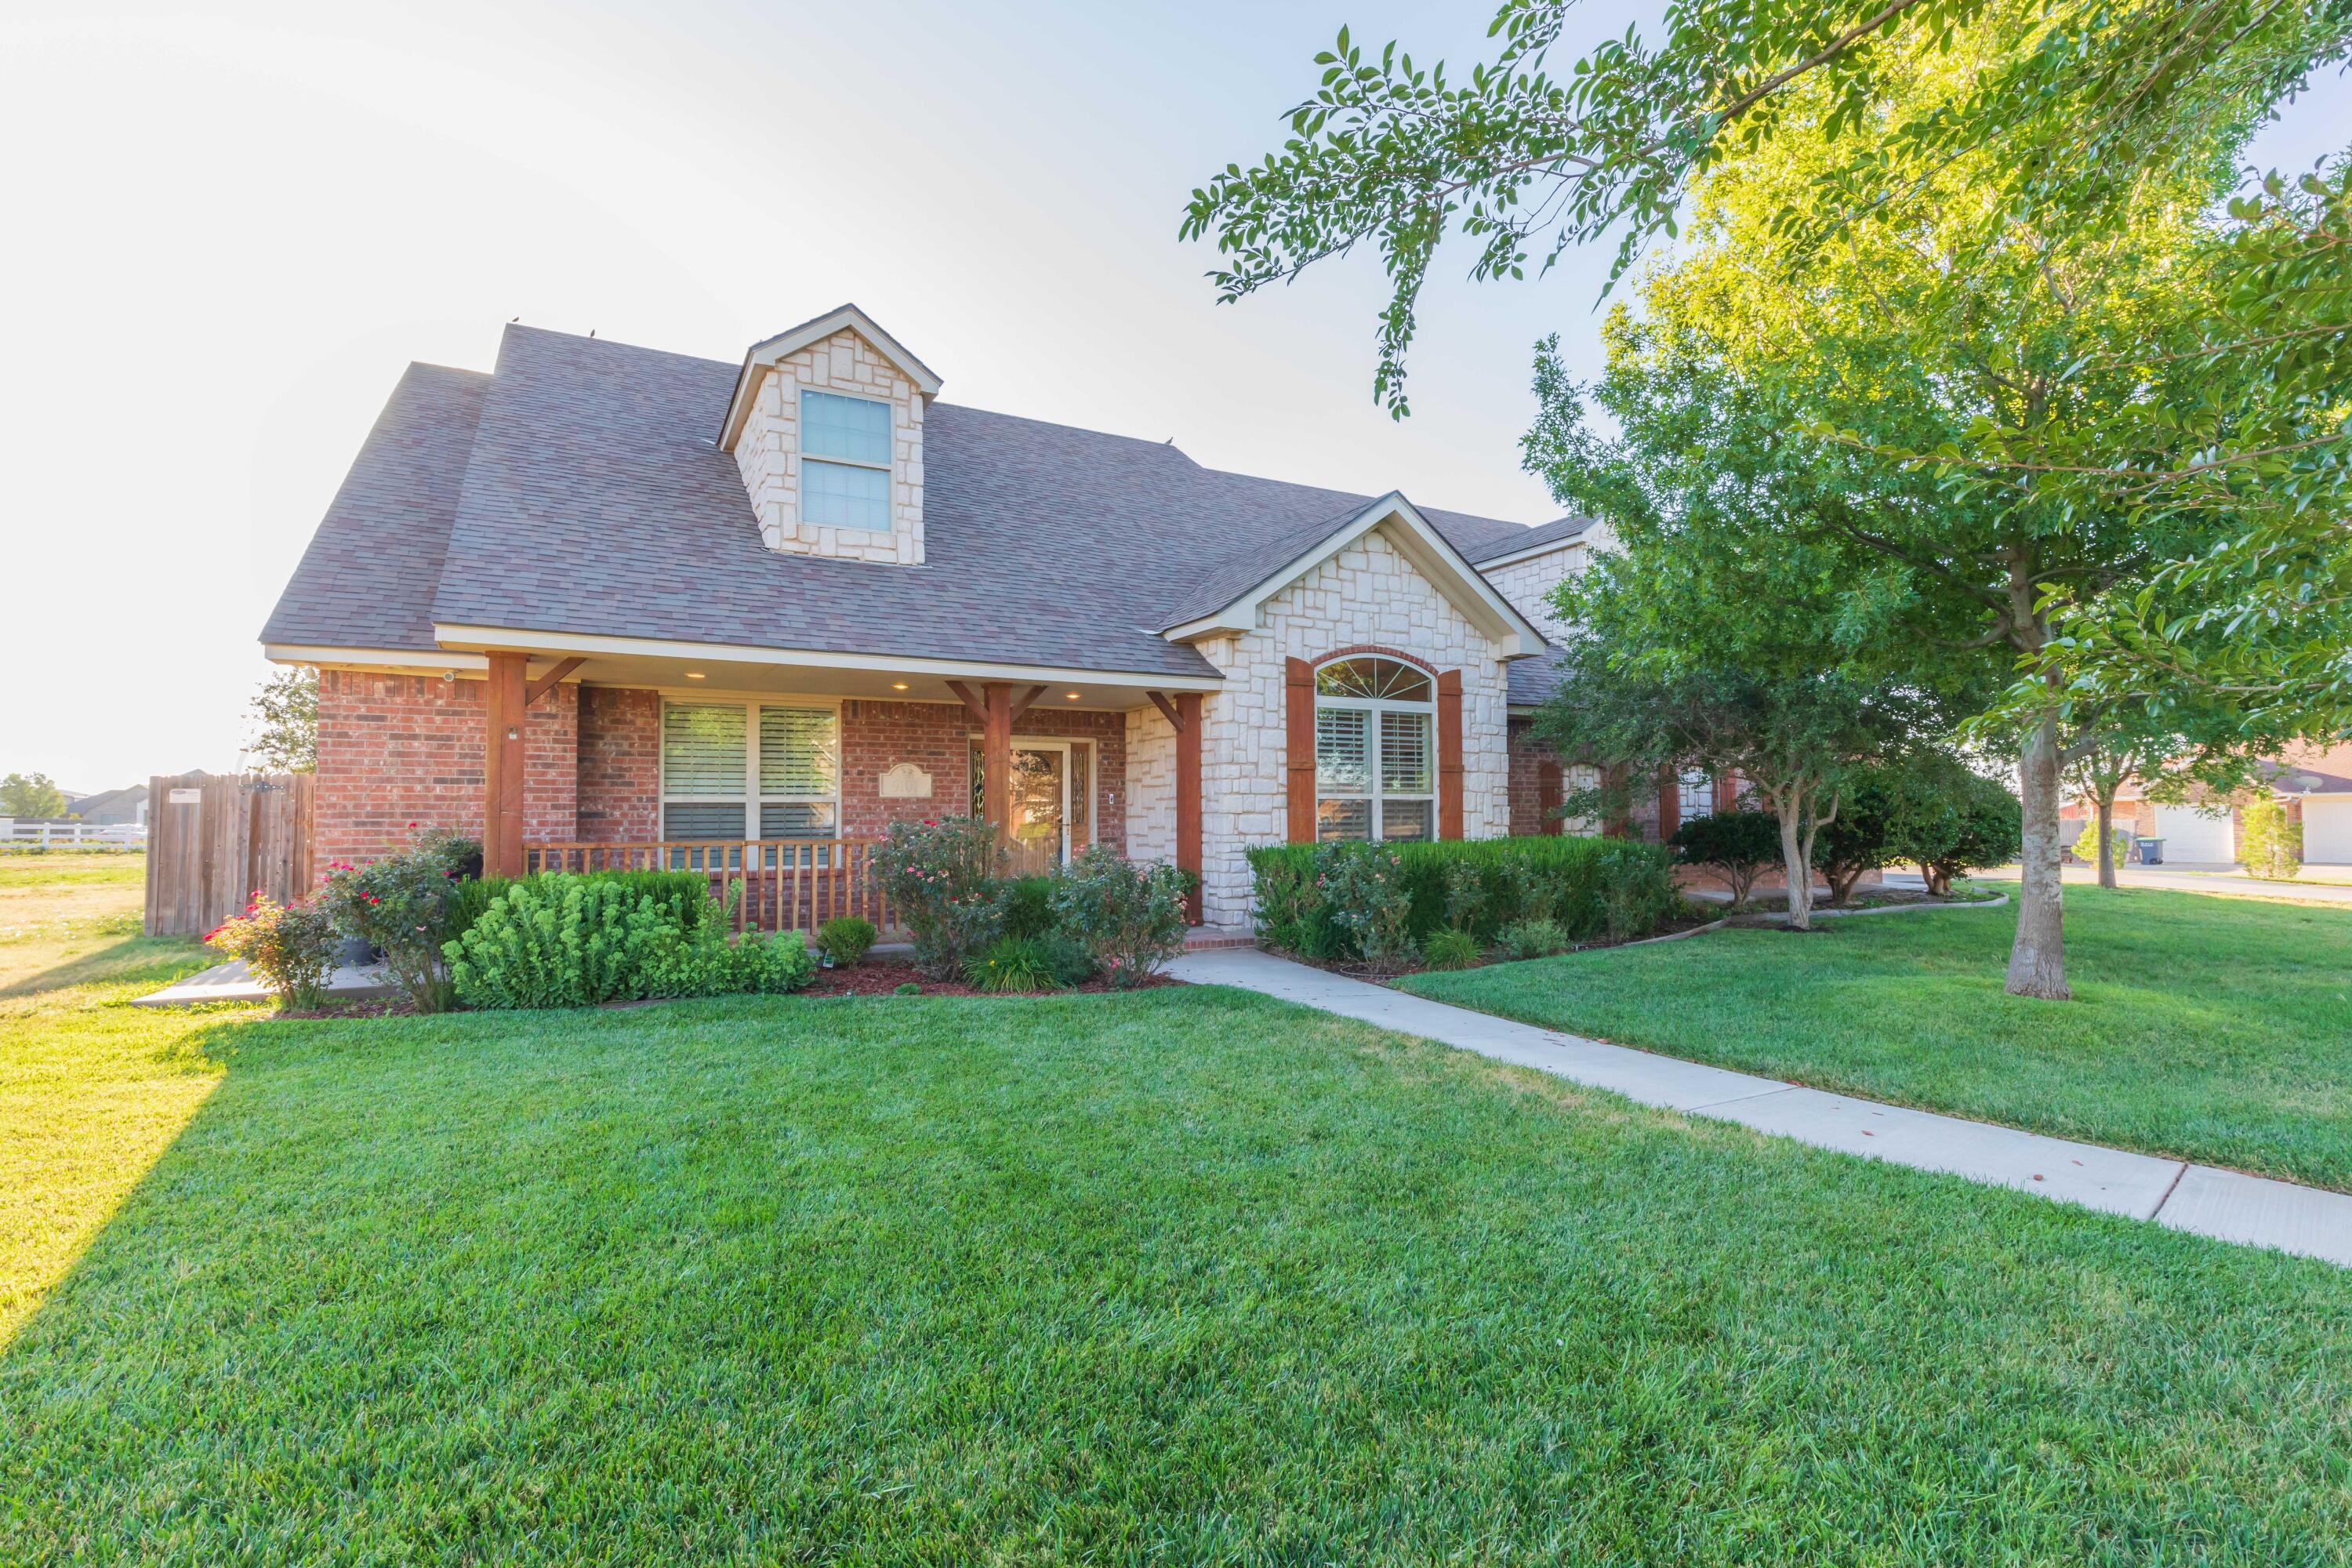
[268, 325, 1563, 679]
[260, 362, 489, 649]
[1463, 513, 1594, 563]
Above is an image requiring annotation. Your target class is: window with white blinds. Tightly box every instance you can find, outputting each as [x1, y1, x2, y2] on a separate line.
[662, 700, 840, 842]
[802, 390, 892, 530]
[1313, 656, 1436, 842]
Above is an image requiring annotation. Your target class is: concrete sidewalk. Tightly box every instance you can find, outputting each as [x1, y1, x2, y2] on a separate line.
[1167, 947, 2352, 1269]
[1888, 866, 2352, 906]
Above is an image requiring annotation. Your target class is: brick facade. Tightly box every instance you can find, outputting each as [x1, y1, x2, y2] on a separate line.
[577, 687, 660, 843]
[838, 699, 1127, 855]
[314, 670, 577, 868]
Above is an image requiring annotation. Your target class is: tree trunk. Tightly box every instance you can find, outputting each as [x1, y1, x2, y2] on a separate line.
[2006, 713, 2071, 999]
[2095, 783, 2119, 889]
[1776, 796, 1813, 931]
[1920, 861, 1951, 898]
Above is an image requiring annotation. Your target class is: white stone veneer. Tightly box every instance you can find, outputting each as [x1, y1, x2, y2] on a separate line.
[731, 328, 927, 565]
[1480, 541, 1583, 643]
[1127, 524, 1515, 927]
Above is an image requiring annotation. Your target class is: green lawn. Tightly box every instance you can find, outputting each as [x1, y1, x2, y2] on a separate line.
[2, 866, 2349, 1563]
[1402, 884, 2352, 1191]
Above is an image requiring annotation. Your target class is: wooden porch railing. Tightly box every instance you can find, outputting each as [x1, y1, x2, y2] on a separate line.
[523, 840, 898, 936]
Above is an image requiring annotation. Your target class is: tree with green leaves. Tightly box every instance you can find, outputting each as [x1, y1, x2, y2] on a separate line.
[1186, 0, 2350, 989]
[1535, 543, 1940, 931]
[2, 772, 71, 818]
[245, 669, 318, 773]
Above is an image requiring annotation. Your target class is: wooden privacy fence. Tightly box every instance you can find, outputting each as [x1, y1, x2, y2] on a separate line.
[524, 840, 899, 936]
[144, 772, 314, 936]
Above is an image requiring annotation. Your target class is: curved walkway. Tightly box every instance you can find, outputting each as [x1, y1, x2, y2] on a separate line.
[1167, 947, 2352, 1270]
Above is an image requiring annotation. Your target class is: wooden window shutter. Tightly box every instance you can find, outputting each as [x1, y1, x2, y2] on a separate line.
[1285, 657, 1315, 843]
[1437, 669, 1464, 840]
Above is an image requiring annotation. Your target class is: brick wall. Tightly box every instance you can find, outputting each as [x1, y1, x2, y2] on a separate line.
[314, 670, 576, 867]
[577, 688, 659, 843]
[839, 698, 1127, 854]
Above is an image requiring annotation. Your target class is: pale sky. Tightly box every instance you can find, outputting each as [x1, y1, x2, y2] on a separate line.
[2, 2, 2340, 792]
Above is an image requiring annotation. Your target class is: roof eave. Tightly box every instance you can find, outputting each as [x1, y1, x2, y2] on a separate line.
[1160, 492, 1548, 657]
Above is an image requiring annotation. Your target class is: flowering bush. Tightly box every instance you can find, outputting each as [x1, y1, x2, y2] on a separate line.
[205, 891, 340, 1012]
[318, 824, 478, 1012]
[870, 815, 1003, 978]
[1312, 841, 1415, 973]
[1048, 846, 1186, 987]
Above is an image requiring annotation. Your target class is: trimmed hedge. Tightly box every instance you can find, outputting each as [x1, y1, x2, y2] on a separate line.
[1247, 835, 1680, 958]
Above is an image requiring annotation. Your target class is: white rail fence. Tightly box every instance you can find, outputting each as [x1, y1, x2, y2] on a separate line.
[1, 818, 149, 849]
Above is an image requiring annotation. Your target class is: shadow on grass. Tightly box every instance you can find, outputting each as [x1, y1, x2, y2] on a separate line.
[0, 934, 210, 1000]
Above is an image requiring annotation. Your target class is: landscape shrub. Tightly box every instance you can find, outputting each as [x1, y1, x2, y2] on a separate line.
[1670, 809, 1780, 909]
[1419, 927, 1483, 971]
[964, 936, 1058, 993]
[448, 868, 717, 945]
[1049, 845, 1187, 987]
[1495, 916, 1574, 960]
[816, 915, 877, 966]
[1036, 927, 1098, 986]
[318, 826, 478, 1011]
[998, 876, 1059, 940]
[2071, 821, 2135, 869]
[2239, 799, 2302, 880]
[205, 891, 340, 1012]
[1247, 836, 1679, 956]
[1441, 859, 1486, 931]
[1811, 778, 1906, 906]
[1313, 842, 1417, 973]
[1895, 768, 2023, 895]
[444, 874, 812, 1009]
[869, 815, 1003, 979]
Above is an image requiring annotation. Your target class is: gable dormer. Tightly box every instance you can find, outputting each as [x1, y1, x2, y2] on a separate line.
[717, 305, 942, 566]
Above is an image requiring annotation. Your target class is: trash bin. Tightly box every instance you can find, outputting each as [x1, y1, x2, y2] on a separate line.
[2136, 837, 2164, 866]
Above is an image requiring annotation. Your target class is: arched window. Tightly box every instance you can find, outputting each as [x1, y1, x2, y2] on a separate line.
[1314, 656, 1436, 841]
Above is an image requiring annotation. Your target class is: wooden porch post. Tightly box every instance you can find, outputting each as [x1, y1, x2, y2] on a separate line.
[482, 652, 528, 878]
[982, 681, 1014, 856]
[1175, 691, 1203, 925]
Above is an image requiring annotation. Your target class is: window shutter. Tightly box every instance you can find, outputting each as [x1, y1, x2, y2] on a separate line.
[1285, 657, 1314, 844]
[1436, 670, 1464, 840]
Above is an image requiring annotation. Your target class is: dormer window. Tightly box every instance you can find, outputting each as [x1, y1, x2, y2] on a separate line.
[801, 390, 891, 530]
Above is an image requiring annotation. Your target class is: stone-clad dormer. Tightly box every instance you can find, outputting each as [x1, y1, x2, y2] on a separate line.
[717, 305, 942, 566]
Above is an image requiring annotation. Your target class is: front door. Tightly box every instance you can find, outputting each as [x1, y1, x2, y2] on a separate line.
[1004, 746, 1066, 877]
[972, 739, 1079, 876]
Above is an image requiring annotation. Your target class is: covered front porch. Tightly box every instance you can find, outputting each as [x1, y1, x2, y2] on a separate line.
[446, 640, 1213, 931]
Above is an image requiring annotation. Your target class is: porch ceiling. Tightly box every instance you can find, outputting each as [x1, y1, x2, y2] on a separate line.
[423, 633, 1214, 712]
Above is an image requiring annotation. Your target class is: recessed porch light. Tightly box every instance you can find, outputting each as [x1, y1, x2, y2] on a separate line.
[892, 681, 909, 691]
[684, 671, 705, 680]
[1065, 691, 1080, 699]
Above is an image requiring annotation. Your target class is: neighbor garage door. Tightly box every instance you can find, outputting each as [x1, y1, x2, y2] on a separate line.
[2154, 803, 2236, 863]
[2303, 799, 2352, 866]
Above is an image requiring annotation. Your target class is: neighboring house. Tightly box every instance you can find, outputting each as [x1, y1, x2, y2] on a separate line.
[2061, 742, 2352, 866]
[63, 785, 149, 827]
[267, 306, 1693, 929]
